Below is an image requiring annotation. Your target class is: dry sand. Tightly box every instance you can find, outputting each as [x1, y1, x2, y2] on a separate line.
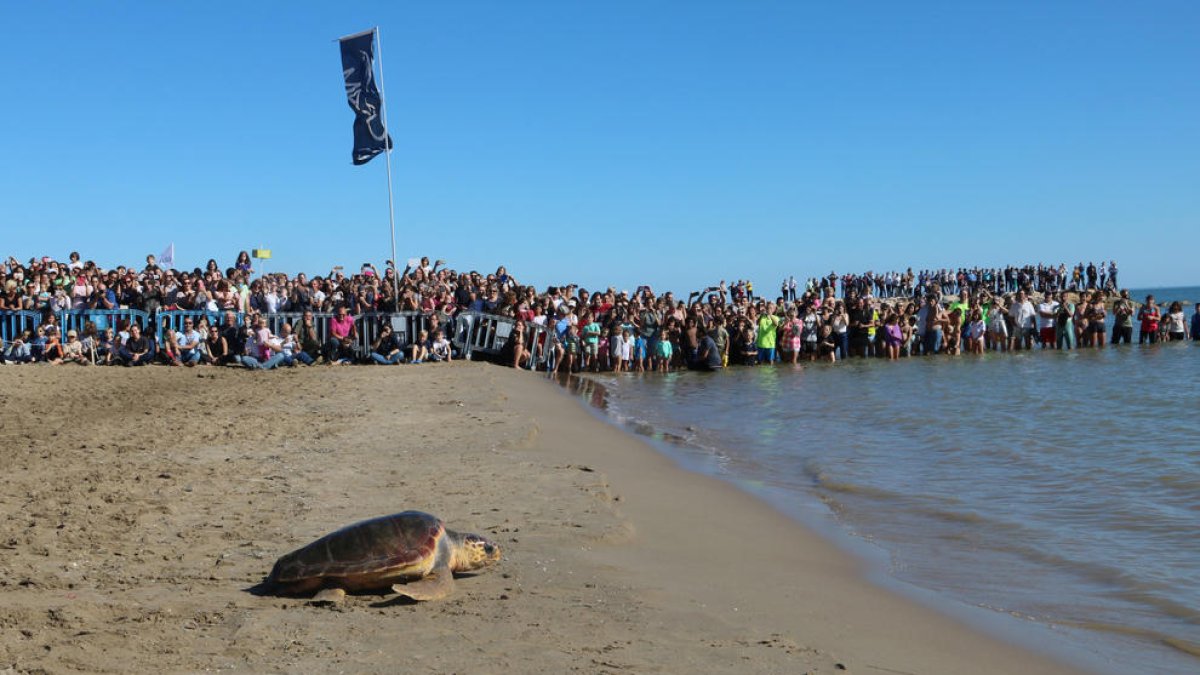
[0, 363, 1086, 674]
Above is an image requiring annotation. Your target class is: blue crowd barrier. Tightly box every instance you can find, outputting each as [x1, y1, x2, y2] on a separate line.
[1, 310, 41, 345]
[58, 309, 150, 337]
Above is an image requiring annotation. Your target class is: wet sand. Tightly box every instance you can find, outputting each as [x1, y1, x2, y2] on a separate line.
[0, 363, 1085, 673]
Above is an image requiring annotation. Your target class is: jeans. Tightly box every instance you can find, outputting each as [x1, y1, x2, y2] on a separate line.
[237, 354, 263, 369]
[119, 348, 152, 366]
[370, 351, 404, 365]
[322, 338, 353, 363]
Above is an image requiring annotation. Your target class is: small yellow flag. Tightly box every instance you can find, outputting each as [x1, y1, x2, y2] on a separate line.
[252, 249, 272, 259]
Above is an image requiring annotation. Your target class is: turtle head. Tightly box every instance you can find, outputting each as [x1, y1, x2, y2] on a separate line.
[451, 532, 502, 572]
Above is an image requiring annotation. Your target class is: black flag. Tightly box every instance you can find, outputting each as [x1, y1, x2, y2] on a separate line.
[339, 29, 393, 165]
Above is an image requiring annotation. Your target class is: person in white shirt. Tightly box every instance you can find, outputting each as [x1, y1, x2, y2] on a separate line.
[175, 318, 204, 365]
[1036, 295, 1060, 349]
[1008, 291, 1037, 351]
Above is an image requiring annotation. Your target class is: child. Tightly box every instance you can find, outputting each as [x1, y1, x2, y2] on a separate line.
[944, 308, 962, 355]
[409, 330, 429, 363]
[967, 309, 986, 354]
[655, 333, 673, 372]
[560, 325, 581, 373]
[63, 329, 90, 365]
[620, 328, 634, 371]
[633, 334, 647, 373]
[42, 327, 64, 364]
[988, 303, 1009, 351]
[607, 327, 623, 373]
[817, 324, 837, 363]
[581, 315, 601, 372]
[429, 332, 452, 362]
[883, 314, 903, 360]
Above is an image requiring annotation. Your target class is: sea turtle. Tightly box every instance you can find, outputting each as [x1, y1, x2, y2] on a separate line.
[261, 510, 501, 604]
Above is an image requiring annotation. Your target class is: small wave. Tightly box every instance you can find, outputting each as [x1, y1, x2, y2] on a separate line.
[1054, 618, 1200, 659]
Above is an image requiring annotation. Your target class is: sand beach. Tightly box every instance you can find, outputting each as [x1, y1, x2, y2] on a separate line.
[0, 363, 1085, 674]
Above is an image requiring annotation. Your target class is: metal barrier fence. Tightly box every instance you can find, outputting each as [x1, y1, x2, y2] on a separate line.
[7, 308, 549, 366]
[263, 312, 330, 347]
[58, 309, 151, 336]
[355, 311, 427, 358]
[452, 311, 552, 370]
[1, 310, 41, 345]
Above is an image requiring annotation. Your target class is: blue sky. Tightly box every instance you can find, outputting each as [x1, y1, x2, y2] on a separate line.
[2, 1, 1197, 293]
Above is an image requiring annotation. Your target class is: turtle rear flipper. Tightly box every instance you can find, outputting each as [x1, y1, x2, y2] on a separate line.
[392, 569, 455, 601]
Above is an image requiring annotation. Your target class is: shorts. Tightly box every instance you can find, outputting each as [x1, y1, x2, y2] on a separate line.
[757, 347, 775, 363]
[1039, 327, 1055, 344]
[583, 342, 598, 357]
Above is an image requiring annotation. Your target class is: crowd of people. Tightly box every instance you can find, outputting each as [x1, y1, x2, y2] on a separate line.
[778, 261, 1121, 301]
[1, 252, 1195, 372]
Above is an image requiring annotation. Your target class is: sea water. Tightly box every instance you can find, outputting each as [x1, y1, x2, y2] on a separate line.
[570, 286, 1200, 674]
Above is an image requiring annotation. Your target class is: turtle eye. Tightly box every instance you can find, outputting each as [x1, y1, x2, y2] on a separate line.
[483, 544, 495, 555]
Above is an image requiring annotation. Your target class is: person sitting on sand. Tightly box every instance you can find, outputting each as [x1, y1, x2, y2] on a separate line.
[409, 331, 429, 363]
[500, 320, 529, 369]
[429, 331, 452, 363]
[62, 329, 89, 365]
[119, 324, 153, 366]
[370, 323, 405, 365]
[322, 304, 358, 364]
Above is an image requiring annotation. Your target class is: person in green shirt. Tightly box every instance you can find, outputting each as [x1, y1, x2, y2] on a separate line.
[756, 303, 780, 363]
[947, 292, 971, 353]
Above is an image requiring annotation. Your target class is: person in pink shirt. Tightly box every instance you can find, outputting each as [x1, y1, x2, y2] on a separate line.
[321, 305, 358, 364]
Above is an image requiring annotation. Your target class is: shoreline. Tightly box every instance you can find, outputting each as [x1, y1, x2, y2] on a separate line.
[509, 368, 1097, 675]
[0, 363, 1090, 673]
[559, 371, 1132, 673]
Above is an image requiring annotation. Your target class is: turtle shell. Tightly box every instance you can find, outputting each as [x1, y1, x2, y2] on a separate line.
[267, 510, 447, 595]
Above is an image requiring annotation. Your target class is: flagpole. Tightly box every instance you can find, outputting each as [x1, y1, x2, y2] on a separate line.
[374, 26, 401, 308]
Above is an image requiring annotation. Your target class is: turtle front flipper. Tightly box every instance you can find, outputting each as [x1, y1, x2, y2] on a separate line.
[310, 587, 347, 605]
[392, 568, 455, 601]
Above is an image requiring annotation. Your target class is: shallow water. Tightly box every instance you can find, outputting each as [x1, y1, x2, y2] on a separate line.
[571, 289, 1200, 674]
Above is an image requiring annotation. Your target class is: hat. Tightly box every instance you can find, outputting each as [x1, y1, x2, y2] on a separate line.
[67, 330, 78, 337]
